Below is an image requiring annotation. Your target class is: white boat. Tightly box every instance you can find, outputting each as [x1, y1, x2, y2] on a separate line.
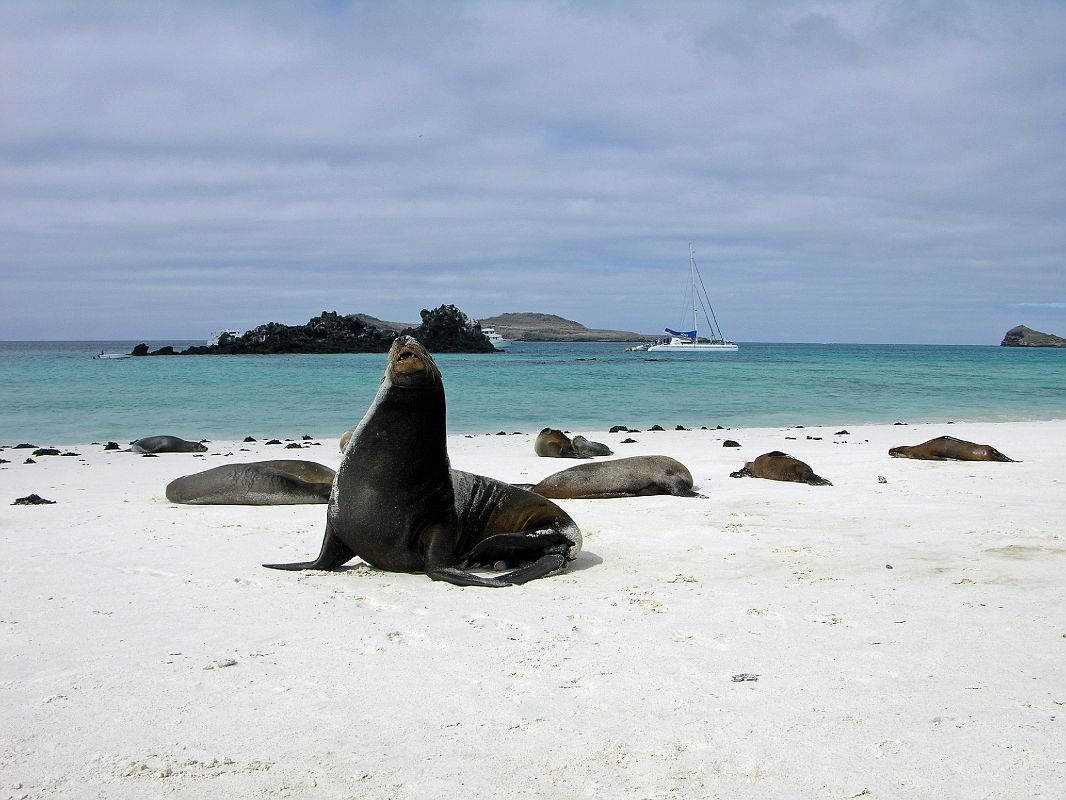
[647, 245, 739, 353]
[480, 325, 511, 350]
[93, 351, 131, 359]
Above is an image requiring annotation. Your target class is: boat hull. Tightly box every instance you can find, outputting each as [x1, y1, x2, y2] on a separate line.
[647, 342, 738, 353]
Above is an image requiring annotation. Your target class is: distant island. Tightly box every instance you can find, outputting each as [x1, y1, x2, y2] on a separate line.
[1000, 325, 1066, 348]
[478, 312, 647, 342]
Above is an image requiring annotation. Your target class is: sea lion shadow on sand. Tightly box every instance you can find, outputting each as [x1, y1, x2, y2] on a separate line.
[326, 547, 604, 576]
[888, 436, 1017, 462]
[730, 451, 833, 486]
[264, 336, 583, 588]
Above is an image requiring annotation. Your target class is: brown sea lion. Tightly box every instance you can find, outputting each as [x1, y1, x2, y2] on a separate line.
[730, 451, 832, 486]
[534, 428, 585, 458]
[264, 337, 582, 587]
[166, 460, 336, 505]
[530, 455, 697, 499]
[888, 436, 1016, 462]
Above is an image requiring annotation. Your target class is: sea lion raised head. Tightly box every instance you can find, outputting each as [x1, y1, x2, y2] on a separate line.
[265, 336, 581, 587]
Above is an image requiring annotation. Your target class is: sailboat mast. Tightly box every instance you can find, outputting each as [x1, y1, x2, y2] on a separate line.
[690, 243, 698, 339]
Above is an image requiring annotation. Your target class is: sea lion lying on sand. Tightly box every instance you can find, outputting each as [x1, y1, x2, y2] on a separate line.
[530, 455, 697, 499]
[265, 337, 582, 587]
[888, 436, 1016, 462]
[571, 435, 613, 457]
[131, 435, 207, 454]
[730, 451, 832, 486]
[166, 460, 335, 505]
[534, 428, 584, 458]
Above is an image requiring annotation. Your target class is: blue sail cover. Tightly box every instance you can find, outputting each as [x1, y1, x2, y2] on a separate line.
[665, 328, 697, 338]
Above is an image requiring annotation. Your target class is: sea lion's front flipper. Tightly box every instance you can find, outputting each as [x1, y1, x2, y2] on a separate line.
[497, 553, 568, 584]
[263, 520, 354, 571]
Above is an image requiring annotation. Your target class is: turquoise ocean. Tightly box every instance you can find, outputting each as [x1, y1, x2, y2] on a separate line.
[1, 340, 1064, 444]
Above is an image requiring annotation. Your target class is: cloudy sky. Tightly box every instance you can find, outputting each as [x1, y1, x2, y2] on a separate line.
[2, 1, 1064, 344]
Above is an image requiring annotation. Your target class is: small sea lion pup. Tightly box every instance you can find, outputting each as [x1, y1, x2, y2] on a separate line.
[730, 451, 832, 486]
[130, 435, 207, 454]
[265, 336, 582, 587]
[530, 455, 697, 499]
[166, 460, 336, 505]
[534, 428, 584, 458]
[571, 435, 613, 457]
[888, 436, 1016, 462]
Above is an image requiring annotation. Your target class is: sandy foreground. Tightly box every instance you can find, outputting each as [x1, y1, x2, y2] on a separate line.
[2, 419, 1064, 799]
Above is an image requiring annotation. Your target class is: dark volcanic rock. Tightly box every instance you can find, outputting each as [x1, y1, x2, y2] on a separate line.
[400, 305, 495, 353]
[1000, 325, 1066, 348]
[131, 305, 495, 356]
[14, 493, 55, 505]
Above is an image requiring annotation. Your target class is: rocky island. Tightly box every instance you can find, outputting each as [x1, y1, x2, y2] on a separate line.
[132, 305, 495, 356]
[477, 312, 646, 342]
[999, 325, 1066, 348]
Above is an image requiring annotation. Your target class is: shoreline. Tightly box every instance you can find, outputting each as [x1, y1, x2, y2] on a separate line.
[4, 411, 1066, 452]
[4, 418, 1065, 797]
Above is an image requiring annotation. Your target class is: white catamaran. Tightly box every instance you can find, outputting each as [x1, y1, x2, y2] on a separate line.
[647, 245, 739, 353]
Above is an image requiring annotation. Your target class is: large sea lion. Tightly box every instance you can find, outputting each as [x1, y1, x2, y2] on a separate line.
[264, 336, 581, 587]
[166, 460, 335, 505]
[571, 435, 613, 457]
[131, 435, 207, 454]
[888, 436, 1016, 462]
[530, 455, 697, 499]
[534, 428, 584, 458]
[730, 451, 832, 486]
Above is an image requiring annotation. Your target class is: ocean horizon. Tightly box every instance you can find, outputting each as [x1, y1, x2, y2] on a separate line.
[2, 340, 1064, 443]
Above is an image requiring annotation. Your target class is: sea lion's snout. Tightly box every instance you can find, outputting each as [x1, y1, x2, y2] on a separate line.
[388, 336, 438, 384]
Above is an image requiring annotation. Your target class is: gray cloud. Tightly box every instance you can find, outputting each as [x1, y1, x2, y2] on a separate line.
[2, 1, 1064, 342]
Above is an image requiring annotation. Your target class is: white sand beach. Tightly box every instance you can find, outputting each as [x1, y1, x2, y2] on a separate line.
[2, 419, 1064, 799]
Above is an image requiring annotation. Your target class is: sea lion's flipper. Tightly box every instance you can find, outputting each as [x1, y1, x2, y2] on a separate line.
[263, 521, 354, 571]
[422, 522, 514, 588]
[497, 553, 568, 584]
[460, 531, 571, 566]
[729, 468, 751, 479]
[426, 567, 514, 588]
[807, 476, 833, 486]
[989, 449, 1016, 463]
